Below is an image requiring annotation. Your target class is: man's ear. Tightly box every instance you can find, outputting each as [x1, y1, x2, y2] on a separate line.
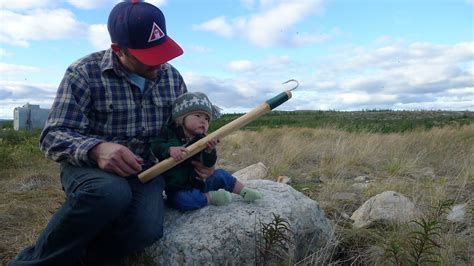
[111, 43, 122, 56]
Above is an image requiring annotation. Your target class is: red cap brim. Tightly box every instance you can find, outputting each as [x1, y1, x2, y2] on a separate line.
[128, 37, 183, 66]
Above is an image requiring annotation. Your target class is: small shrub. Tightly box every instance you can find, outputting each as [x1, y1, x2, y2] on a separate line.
[256, 213, 294, 265]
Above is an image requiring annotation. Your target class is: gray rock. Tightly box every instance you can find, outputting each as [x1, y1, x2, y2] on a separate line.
[145, 180, 333, 265]
[351, 191, 418, 228]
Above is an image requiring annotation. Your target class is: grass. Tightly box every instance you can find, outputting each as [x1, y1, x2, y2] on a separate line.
[1, 111, 473, 265]
[210, 110, 474, 133]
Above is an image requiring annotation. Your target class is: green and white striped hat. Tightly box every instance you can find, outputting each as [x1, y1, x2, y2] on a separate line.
[171, 92, 221, 123]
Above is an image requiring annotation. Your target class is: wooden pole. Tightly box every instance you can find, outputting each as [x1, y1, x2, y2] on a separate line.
[138, 88, 295, 183]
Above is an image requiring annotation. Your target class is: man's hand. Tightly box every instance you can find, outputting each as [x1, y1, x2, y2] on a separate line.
[191, 160, 215, 179]
[89, 142, 143, 177]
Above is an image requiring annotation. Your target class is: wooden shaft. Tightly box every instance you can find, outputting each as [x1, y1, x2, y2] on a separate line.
[138, 91, 292, 183]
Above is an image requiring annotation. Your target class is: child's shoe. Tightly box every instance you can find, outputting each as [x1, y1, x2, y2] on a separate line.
[240, 187, 262, 202]
[209, 190, 232, 206]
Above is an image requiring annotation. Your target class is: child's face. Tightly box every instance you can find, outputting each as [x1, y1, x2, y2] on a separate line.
[182, 111, 210, 136]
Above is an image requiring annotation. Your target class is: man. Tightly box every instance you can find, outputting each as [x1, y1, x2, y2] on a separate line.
[9, 1, 213, 265]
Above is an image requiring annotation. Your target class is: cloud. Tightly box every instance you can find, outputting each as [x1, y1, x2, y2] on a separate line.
[228, 60, 254, 72]
[186, 45, 212, 53]
[308, 41, 474, 110]
[183, 41, 473, 113]
[88, 24, 110, 50]
[194, 17, 234, 37]
[66, 0, 167, 9]
[183, 72, 285, 109]
[0, 80, 56, 98]
[0, 48, 12, 57]
[145, 0, 167, 8]
[0, 62, 41, 74]
[0, 80, 57, 119]
[0, 9, 86, 47]
[66, 0, 116, 9]
[227, 55, 296, 74]
[0, 0, 57, 10]
[194, 0, 327, 47]
[1, 40, 472, 119]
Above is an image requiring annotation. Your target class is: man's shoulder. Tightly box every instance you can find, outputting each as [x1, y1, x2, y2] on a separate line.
[68, 50, 110, 72]
[161, 63, 182, 76]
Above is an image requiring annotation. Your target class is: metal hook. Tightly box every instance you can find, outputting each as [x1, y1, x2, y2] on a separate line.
[282, 79, 299, 91]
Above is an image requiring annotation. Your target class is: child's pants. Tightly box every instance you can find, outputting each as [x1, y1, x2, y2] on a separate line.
[166, 169, 236, 211]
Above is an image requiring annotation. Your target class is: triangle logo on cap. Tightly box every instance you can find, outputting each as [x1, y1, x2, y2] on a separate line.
[148, 22, 165, 43]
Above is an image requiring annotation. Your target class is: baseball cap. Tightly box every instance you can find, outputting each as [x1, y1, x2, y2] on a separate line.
[107, 0, 183, 66]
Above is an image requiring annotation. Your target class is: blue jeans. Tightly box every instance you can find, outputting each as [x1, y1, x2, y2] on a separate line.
[166, 169, 236, 211]
[8, 163, 165, 266]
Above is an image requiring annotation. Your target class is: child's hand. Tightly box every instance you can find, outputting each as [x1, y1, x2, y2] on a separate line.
[169, 146, 187, 161]
[205, 138, 219, 152]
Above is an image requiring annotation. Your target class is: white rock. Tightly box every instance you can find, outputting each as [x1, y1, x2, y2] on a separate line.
[354, 175, 368, 182]
[351, 191, 418, 228]
[447, 203, 466, 223]
[233, 162, 268, 181]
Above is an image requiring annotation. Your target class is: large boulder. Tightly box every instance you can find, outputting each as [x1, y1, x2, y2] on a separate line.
[145, 179, 333, 265]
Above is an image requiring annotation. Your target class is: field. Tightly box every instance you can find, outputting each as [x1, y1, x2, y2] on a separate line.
[1, 111, 473, 265]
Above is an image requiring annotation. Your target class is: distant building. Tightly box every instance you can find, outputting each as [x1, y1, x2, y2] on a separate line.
[13, 103, 50, 130]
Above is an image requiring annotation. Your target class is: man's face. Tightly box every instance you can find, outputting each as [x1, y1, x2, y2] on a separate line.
[113, 45, 160, 79]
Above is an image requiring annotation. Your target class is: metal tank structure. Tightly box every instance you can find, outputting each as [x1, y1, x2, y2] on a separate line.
[13, 103, 50, 130]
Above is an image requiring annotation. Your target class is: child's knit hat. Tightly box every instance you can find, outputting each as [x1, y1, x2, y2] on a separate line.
[171, 92, 221, 124]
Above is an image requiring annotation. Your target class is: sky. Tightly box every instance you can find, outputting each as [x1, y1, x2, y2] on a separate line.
[0, 0, 473, 119]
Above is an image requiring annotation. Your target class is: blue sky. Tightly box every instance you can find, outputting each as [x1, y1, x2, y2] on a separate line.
[1, 0, 473, 119]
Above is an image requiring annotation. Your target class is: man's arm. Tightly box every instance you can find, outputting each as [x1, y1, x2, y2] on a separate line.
[40, 67, 104, 166]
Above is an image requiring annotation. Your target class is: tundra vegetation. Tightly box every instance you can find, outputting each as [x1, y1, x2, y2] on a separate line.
[1, 110, 472, 265]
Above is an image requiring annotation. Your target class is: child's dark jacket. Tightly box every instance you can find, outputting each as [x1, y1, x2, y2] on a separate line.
[151, 123, 217, 191]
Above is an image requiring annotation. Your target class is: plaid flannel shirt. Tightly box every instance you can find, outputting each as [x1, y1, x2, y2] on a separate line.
[40, 48, 187, 166]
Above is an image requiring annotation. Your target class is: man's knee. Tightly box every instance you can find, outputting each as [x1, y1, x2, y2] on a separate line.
[130, 202, 164, 247]
[71, 177, 132, 216]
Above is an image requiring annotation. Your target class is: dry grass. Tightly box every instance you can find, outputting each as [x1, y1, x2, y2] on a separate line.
[1, 125, 473, 264]
[217, 125, 473, 264]
[0, 164, 61, 264]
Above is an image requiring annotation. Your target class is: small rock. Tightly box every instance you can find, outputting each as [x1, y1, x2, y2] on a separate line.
[354, 175, 368, 182]
[351, 191, 418, 228]
[447, 203, 466, 223]
[352, 183, 369, 190]
[276, 175, 291, 184]
[233, 162, 268, 181]
[421, 167, 435, 178]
